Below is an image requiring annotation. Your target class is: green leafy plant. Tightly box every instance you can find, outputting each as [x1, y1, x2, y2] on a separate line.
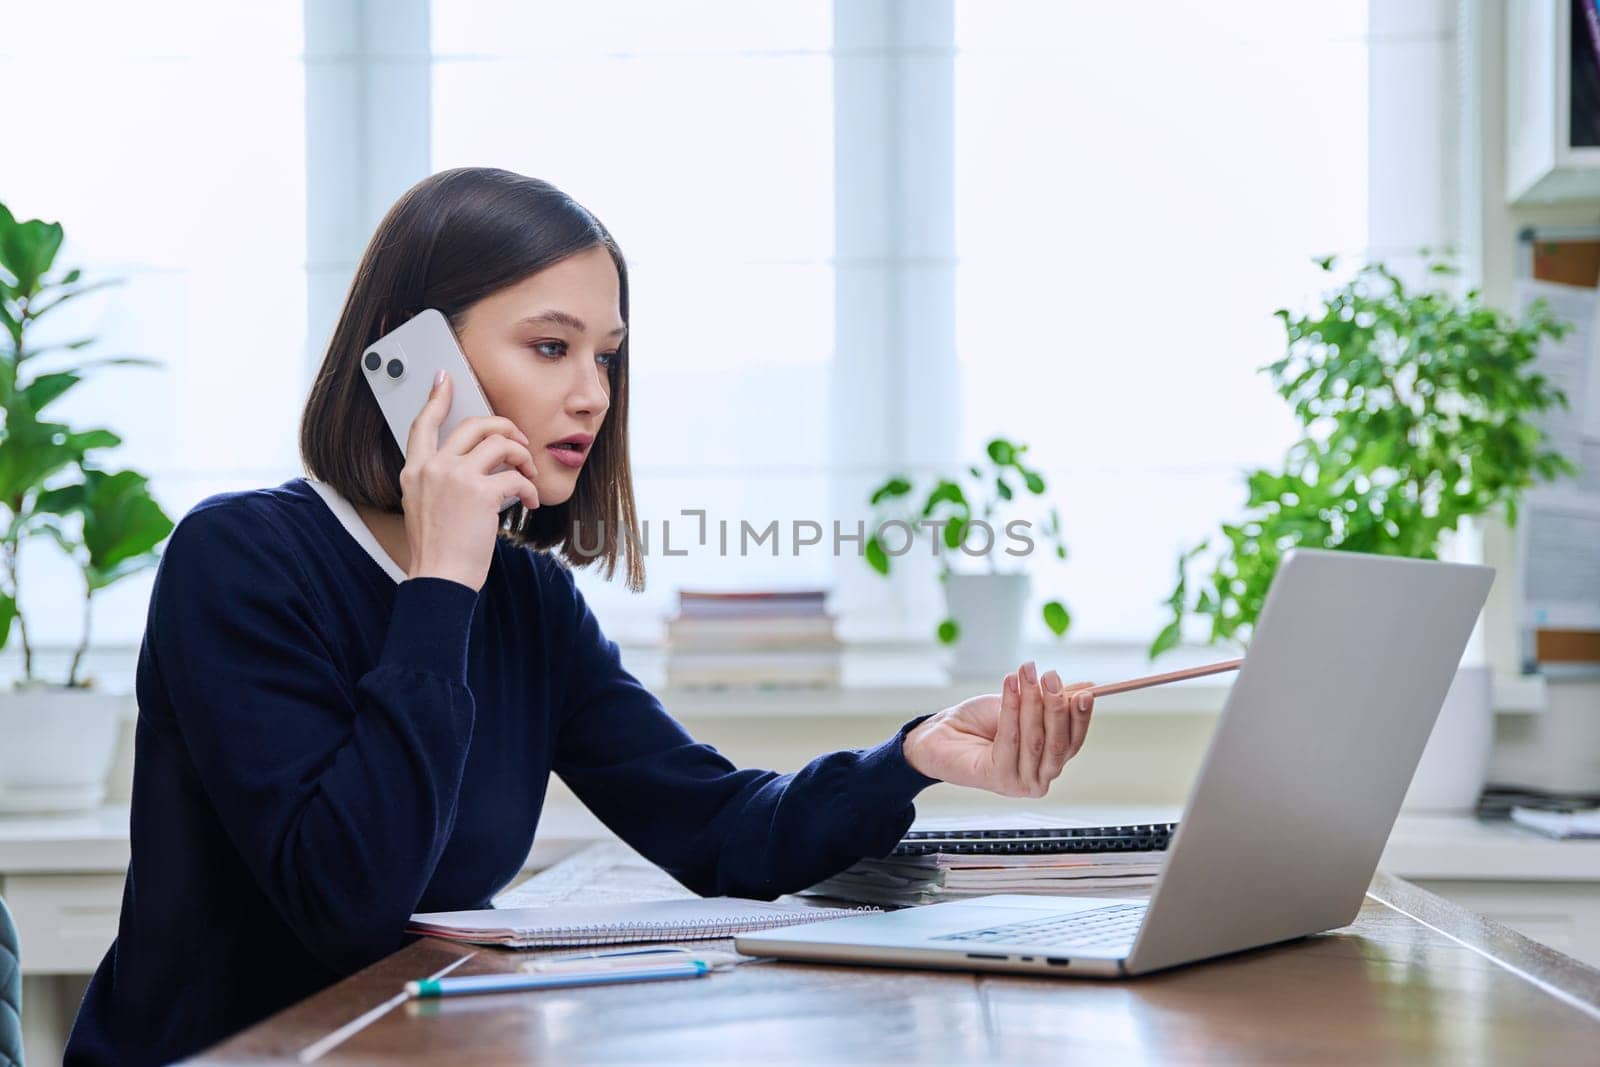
[1150, 256, 1576, 659]
[0, 202, 175, 689]
[865, 436, 1071, 645]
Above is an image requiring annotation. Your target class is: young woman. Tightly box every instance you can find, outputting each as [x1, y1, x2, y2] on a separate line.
[65, 168, 1097, 1065]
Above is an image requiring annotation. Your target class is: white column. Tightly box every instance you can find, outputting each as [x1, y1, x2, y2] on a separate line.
[303, 0, 432, 381]
[831, 0, 959, 640]
[1367, 0, 1459, 283]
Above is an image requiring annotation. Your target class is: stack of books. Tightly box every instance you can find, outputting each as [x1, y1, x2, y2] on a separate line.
[802, 813, 1176, 908]
[664, 588, 842, 689]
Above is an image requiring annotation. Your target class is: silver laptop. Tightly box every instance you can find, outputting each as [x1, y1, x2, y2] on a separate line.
[737, 549, 1493, 978]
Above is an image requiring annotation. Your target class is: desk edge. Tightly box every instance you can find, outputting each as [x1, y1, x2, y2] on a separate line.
[1369, 871, 1600, 1018]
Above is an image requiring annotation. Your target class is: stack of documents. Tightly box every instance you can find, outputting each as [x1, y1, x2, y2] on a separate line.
[1478, 785, 1600, 820]
[803, 811, 1174, 908]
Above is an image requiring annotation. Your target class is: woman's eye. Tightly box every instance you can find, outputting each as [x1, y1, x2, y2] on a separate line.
[531, 341, 615, 367]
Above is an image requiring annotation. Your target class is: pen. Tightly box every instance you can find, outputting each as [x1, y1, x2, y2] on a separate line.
[526, 954, 700, 974]
[534, 946, 694, 964]
[525, 947, 747, 974]
[406, 960, 712, 998]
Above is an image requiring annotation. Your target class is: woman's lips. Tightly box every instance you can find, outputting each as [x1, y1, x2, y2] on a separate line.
[546, 445, 587, 469]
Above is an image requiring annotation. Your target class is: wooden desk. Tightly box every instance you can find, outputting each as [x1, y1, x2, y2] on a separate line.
[190, 843, 1600, 1065]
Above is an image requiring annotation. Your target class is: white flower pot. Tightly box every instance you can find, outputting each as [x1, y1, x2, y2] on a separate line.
[942, 572, 1031, 681]
[1402, 666, 1493, 813]
[0, 685, 126, 813]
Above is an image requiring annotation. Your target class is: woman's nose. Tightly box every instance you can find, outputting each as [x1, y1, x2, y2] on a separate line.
[568, 357, 610, 417]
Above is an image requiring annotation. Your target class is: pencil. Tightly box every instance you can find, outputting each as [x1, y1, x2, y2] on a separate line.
[1086, 658, 1244, 698]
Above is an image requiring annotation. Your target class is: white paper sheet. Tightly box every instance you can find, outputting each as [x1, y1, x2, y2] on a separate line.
[1510, 806, 1600, 839]
[1515, 280, 1600, 631]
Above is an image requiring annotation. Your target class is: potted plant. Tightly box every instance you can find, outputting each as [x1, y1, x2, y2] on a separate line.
[865, 437, 1072, 679]
[1, 202, 174, 813]
[1152, 256, 1575, 810]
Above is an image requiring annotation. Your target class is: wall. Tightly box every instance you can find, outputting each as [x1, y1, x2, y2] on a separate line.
[1467, 0, 1600, 791]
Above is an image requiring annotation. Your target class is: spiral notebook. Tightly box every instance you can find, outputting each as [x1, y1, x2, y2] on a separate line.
[407, 896, 880, 948]
[891, 810, 1179, 856]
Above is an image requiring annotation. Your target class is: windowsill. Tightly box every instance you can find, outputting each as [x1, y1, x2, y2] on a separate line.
[616, 639, 1550, 720]
[12, 804, 1600, 886]
[1, 640, 1551, 718]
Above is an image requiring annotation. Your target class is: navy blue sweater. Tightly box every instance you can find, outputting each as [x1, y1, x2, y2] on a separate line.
[65, 477, 938, 1065]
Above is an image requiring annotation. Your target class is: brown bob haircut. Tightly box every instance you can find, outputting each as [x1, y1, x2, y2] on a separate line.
[300, 167, 644, 592]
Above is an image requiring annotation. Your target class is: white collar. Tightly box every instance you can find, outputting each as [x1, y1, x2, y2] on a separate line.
[304, 477, 408, 584]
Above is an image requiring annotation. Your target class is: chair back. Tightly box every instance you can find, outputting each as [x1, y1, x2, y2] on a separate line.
[0, 895, 19, 1067]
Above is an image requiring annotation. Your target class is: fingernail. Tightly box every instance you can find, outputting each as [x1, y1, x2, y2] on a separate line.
[1022, 661, 1037, 684]
[1004, 673, 1018, 696]
[1043, 671, 1062, 694]
[1075, 692, 1092, 712]
[433, 368, 446, 388]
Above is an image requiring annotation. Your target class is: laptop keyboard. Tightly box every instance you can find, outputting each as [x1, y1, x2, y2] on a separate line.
[932, 902, 1147, 950]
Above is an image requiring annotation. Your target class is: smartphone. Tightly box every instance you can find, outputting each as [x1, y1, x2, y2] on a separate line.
[361, 308, 520, 512]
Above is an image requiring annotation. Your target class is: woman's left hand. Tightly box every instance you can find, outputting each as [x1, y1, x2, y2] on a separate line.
[902, 662, 1094, 798]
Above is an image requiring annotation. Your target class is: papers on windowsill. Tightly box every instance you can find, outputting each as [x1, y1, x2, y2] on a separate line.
[1510, 806, 1600, 839]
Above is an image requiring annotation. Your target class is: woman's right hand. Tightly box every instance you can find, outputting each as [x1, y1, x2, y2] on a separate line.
[400, 369, 541, 591]
[902, 661, 1094, 797]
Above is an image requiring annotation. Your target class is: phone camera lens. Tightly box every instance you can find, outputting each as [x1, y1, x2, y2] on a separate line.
[385, 358, 405, 380]
[363, 351, 381, 371]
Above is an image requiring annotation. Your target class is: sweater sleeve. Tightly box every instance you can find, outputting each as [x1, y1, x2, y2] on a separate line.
[549, 566, 941, 900]
[149, 503, 481, 973]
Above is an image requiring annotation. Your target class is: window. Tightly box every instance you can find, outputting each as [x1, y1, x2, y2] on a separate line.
[4, 4, 306, 648]
[5, 1, 1378, 658]
[953, 0, 1369, 642]
[431, 1, 837, 638]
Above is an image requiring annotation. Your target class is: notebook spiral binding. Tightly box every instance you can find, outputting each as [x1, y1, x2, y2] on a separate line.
[890, 822, 1178, 857]
[504, 904, 884, 947]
